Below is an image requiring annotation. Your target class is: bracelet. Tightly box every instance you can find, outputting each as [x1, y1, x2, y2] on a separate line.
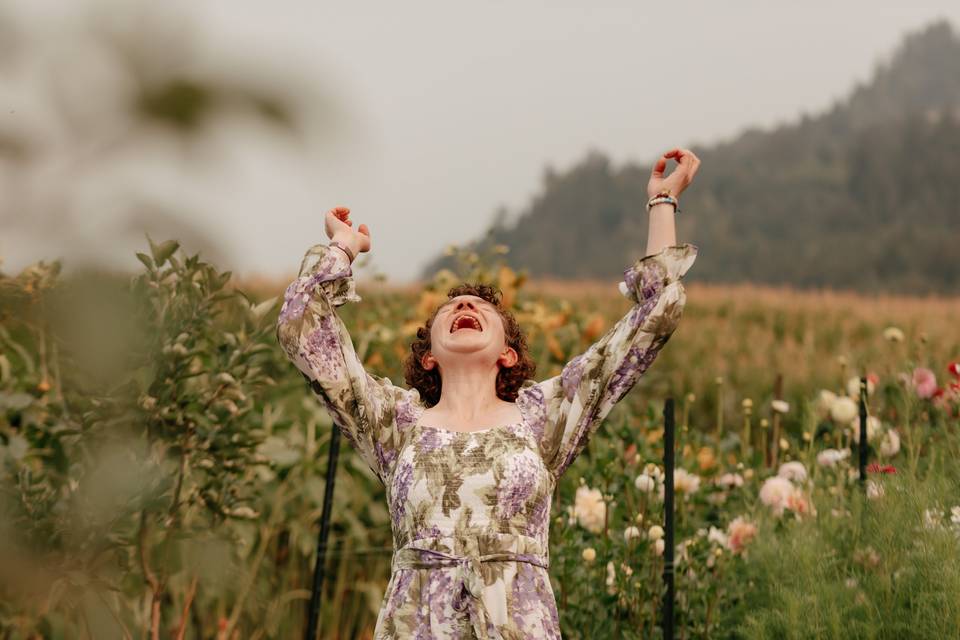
[646, 192, 681, 214]
[328, 240, 355, 262]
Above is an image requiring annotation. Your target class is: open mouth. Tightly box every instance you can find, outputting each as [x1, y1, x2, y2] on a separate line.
[450, 313, 483, 333]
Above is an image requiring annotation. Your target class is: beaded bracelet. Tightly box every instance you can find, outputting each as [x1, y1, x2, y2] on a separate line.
[329, 240, 355, 262]
[646, 192, 681, 214]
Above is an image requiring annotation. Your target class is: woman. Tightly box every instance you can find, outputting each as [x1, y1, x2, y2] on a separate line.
[276, 148, 700, 639]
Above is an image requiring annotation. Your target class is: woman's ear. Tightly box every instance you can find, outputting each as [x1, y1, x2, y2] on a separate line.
[421, 352, 435, 370]
[498, 347, 519, 368]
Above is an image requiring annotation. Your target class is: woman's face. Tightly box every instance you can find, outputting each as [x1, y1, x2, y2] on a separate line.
[426, 294, 514, 372]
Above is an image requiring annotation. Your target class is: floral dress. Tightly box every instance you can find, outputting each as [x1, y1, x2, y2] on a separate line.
[276, 241, 698, 639]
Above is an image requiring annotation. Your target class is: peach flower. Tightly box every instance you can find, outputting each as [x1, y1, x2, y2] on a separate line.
[777, 461, 808, 483]
[574, 486, 606, 534]
[726, 516, 758, 555]
[759, 476, 795, 517]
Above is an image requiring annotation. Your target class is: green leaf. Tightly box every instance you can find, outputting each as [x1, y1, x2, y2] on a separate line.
[212, 271, 232, 290]
[210, 291, 236, 303]
[250, 296, 279, 323]
[136, 252, 155, 271]
[152, 240, 180, 267]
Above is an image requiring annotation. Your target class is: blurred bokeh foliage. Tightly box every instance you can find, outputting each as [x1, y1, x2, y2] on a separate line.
[0, 233, 542, 638]
[2, 233, 959, 638]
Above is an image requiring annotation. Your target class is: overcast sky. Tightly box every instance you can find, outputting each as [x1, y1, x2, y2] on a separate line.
[4, 1, 960, 285]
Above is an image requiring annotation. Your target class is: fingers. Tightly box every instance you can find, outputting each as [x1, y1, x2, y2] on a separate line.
[328, 207, 373, 240]
[357, 223, 372, 252]
[329, 205, 353, 226]
[651, 156, 667, 178]
[685, 150, 701, 177]
[650, 148, 701, 197]
[665, 148, 701, 176]
[678, 148, 700, 167]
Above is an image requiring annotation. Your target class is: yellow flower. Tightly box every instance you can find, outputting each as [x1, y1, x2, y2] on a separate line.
[879, 429, 900, 457]
[771, 400, 790, 414]
[883, 326, 904, 343]
[582, 548, 597, 562]
[634, 474, 656, 493]
[573, 486, 606, 534]
[846, 375, 875, 399]
[830, 396, 860, 422]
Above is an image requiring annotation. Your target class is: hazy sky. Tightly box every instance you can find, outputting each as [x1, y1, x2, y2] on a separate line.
[4, 1, 960, 286]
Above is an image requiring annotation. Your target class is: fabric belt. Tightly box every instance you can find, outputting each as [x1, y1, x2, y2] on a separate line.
[391, 533, 549, 640]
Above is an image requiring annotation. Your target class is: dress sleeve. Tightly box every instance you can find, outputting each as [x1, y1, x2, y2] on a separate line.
[275, 242, 406, 485]
[528, 243, 698, 481]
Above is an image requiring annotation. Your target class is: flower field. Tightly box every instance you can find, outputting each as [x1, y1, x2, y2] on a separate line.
[1, 240, 959, 639]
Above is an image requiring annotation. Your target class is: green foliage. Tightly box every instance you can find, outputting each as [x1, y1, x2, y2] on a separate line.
[2, 235, 959, 638]
[0, 238, 290, 637]
[737, 472, 960, 639]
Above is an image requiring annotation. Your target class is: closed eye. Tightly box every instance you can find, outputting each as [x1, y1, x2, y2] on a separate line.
[443, 297, 491, 314]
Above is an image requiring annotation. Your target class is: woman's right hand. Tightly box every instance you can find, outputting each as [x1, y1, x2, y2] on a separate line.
[324, 206, 371, 259]
[647, 148, 701, 200]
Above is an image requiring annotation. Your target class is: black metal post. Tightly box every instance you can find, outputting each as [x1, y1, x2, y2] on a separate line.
[858, 375, 867, 489]
[662, 397, 675, 640]
[305, 422, 342, 640]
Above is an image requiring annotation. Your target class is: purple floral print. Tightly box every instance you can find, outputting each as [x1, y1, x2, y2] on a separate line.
[276, 241, 698, 639]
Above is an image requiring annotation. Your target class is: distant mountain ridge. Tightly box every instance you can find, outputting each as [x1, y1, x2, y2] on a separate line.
[419, 19, 960, 295]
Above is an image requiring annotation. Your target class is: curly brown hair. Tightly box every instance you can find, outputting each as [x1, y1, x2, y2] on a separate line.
[403, 283, 536, 407]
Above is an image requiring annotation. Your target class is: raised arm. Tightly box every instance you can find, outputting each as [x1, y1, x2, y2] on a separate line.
[275, 208, 406, 484]
[524, 148, 701, 481]
[528, 243, 698, 480]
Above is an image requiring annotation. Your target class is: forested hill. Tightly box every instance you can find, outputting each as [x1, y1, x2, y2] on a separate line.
[418, 19, 960, 295]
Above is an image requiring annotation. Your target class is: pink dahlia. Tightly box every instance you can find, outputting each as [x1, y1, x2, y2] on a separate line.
[912, 367, 938, 399]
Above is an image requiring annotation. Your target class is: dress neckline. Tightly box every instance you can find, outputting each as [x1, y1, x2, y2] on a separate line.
[411, 402, 525, 435]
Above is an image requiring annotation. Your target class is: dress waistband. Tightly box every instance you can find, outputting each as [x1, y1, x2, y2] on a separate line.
[391, 532, 549, 640]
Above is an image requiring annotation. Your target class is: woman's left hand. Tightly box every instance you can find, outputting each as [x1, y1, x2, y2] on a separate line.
[648, 148, 701, 200]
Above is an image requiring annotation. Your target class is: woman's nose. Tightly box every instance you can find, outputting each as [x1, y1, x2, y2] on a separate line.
[455, 300, 476, 312]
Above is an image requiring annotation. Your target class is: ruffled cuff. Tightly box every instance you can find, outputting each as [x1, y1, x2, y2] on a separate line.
[618, 243, 698, 303]
[280, 244, 361, 324]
